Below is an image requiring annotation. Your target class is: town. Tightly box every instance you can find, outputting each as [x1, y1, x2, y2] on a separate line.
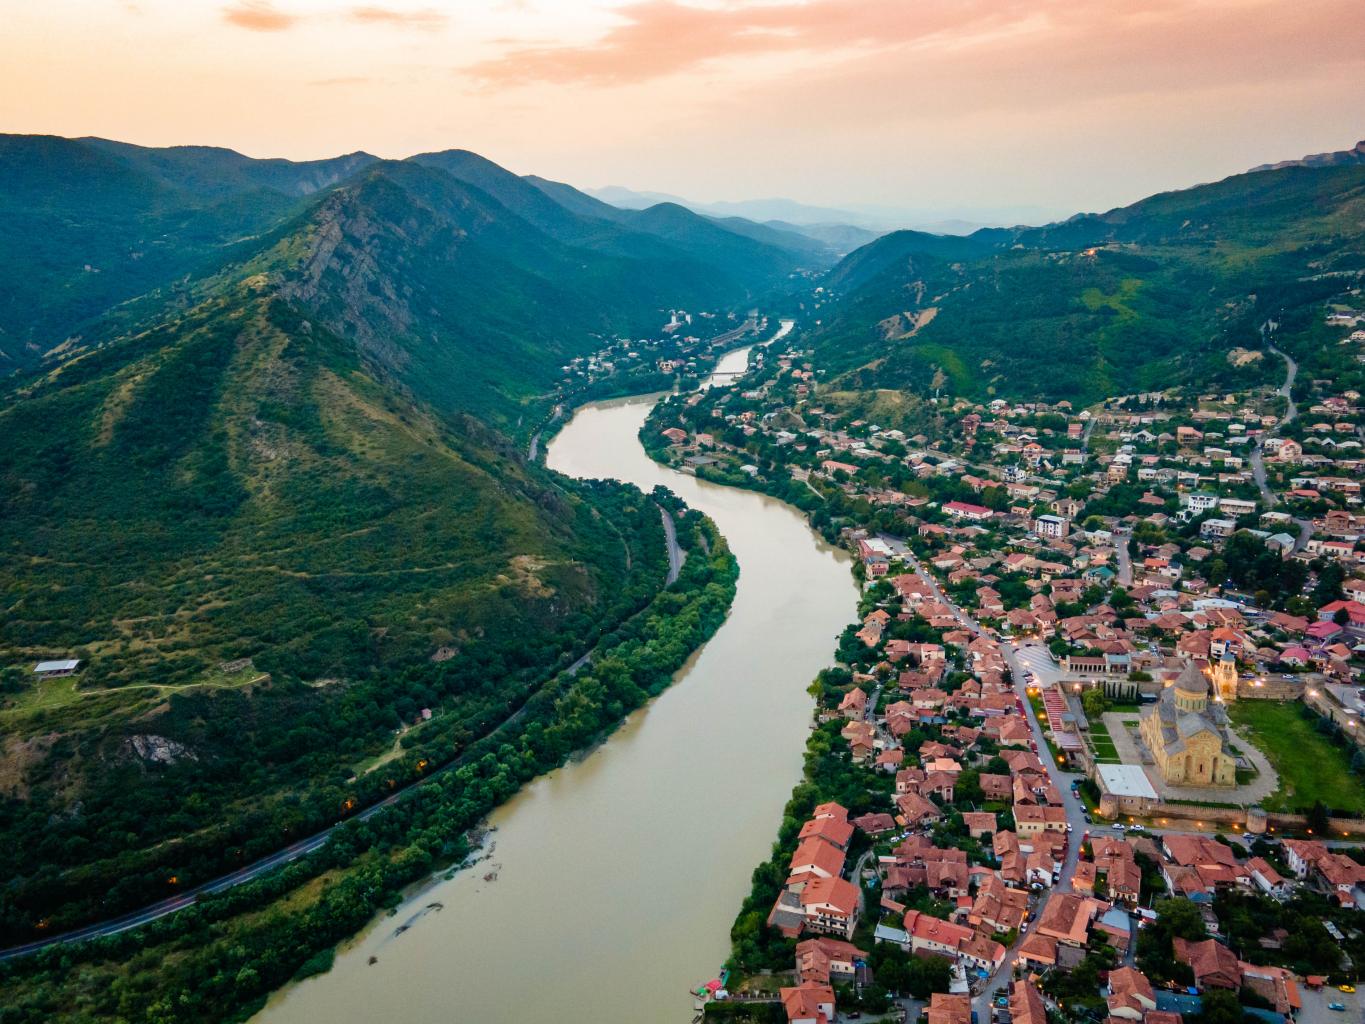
[640, 302, 1365, 1024]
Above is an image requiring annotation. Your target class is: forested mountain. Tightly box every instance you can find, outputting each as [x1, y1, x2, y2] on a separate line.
[0, 135, 782, 938]
[0, 135, 366, 369]
[808, 158, 1365, 403]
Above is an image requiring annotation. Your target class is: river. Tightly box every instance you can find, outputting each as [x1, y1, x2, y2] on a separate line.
[255, 324, 855, 1024]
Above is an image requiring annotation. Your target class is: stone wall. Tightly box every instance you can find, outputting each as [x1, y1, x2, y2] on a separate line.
[1123, 801, 1365, 836]
[1235, 677, 1302, 701]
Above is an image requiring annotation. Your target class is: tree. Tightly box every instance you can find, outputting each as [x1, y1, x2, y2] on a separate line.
[1081, 688, 1111, 718]
[1307, 800, 1331, 834]
[1156, 897, 1208, 941]
[1197, 988, 1244, 1024]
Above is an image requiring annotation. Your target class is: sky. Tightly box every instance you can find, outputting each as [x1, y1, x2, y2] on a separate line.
[2, 0, 1363, 221]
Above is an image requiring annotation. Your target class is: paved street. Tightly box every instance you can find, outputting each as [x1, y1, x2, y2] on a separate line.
[1247, 335, 1315, 551]
[892, 553, 1168, 1018]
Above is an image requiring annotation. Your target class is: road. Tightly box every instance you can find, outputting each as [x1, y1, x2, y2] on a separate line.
[1247, 332, 1314, 549]
[893, 550, 1089, 1015]
[0, 774, 412, 961]
[526, 403, 563, 461]
[1115, 529, 1134, 587]
[660, 506, 685, 585]
[971, 639, 1092, 1015]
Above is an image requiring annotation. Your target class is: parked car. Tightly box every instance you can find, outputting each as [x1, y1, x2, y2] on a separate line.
[1327, 1003, 1345, 1012]
[1112, 823, 1126, 830]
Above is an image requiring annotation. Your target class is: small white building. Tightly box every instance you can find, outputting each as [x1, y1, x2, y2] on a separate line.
[33, 659, 81, 678]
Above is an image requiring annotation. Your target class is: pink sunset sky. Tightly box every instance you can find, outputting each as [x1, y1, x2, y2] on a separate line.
[3, 0, 1363, 219]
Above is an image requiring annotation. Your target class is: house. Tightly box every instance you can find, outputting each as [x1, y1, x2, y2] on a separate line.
[795, 937, 867, 986]
[1009, 981, 1048, 1024]
[1034, 514, 1070, 539]
[902, 909, 976, 959]
[1014, 803, 1068, 837]
[969, 875, 1029, 934]
[1036, 893, 1100, 947]
[1172, 937, 1241, 990]
[851, 812, 897, 836]
[895, 791, 942, 827]
[781, 981, 837, 1024]
[798, 875, 862, 938]
[798, 808, 854, 852]
[1199, 518, 1236, 539]
[927, 993, 972, 1024]
[789, 838, 846, 882]
[1283, 839, 1365, 907]
[962, 811, 998, 839]
[1107, 966, 1157, 1021]
[1240, 964, 1303, 1016]
[1017, 930, 1059, 969]
[1181, 492, 1219, 515]
[838, 687, 868, 720]
[944, 500, 994, 521]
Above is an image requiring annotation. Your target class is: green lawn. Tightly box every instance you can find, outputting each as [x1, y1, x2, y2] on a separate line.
[1229, 701, 1365, 814]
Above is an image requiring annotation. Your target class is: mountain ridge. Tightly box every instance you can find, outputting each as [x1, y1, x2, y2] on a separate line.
[806, 154, 1365, 405]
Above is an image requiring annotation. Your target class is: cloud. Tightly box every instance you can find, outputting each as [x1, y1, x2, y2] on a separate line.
[464, 0, 1032, 86]
[309, 75, 373, 86]
[463, 0, 1365, 93]
[348, 6, 446, 29]
[222, 0, 296, 32]
[222, 2, 447, 33]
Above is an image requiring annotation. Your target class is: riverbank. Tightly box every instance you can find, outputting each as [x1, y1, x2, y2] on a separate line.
[0, 503, 740, 1024]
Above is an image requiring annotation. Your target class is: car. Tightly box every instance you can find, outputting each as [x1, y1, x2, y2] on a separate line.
[1340, 985, 1357, 994]
[1327, 1003, 1345, 1012]
[1112, 822, 1126, 830]
[1020, 921, 1030, 933]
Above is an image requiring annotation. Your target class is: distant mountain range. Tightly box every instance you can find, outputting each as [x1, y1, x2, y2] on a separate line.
[584, 184, 1059, 239]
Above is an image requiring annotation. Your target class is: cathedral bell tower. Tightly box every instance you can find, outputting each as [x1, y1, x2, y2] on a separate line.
[1211, 653, 1238, 702]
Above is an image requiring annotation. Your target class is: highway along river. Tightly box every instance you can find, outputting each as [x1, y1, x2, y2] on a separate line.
[256, 334, 856, 1024]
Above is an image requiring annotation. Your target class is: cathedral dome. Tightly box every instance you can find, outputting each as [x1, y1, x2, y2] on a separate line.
[1172, 661, 1209, 713]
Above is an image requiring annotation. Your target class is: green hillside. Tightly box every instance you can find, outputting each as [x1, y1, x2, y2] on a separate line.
[0, 136, 384, 372]
[0, 281, 671, 932]
[0, 136, 789, 939]
[810, 161, 1365, 402]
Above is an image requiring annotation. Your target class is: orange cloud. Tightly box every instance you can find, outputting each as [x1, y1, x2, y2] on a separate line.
[349, 6, 446, 29]
[465, 0, 1365, 93]
[222, 0, 296, 32]
[222, 2, 446, 33]
[466, 0, 1033, 85]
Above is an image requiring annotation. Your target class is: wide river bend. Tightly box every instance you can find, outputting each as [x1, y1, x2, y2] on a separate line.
[256, 337, 857, 1023]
